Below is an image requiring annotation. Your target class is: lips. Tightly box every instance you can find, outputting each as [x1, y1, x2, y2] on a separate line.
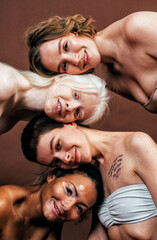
[83, 50, 90, 68]
[74, 147, 80, 165]
[52, 199, 64, 217]
[55, 99, 62, 116]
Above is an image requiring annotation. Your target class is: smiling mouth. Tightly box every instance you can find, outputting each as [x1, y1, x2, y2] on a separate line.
[83, 50, 90, 68]
[74, 147, 80, 165]
[56, 100, 62, 116]
[52, 199, 64, 218]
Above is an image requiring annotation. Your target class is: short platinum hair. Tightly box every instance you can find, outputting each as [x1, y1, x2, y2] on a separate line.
[21, 71, 109, 125]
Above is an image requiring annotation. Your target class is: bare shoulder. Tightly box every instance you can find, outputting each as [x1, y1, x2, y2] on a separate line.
[122, 11, 157, 42]
[0, 186, 13, 226]
[0, 62, 29, 101]
[125, 131, 156, 154]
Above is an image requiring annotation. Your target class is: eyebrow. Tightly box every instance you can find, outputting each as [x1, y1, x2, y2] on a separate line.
[50, 137, 54, 154]
[57, 38, 62, 73]
[70, 182, 88, 210]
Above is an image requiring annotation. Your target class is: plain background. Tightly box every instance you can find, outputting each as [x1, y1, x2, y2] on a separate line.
[0, 1, 157, 239]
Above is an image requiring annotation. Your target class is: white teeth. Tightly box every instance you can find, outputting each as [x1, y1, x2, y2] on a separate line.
[58, 101, 61, 113]
[54, 201, 60, 215]
[84, 51, 87, 65]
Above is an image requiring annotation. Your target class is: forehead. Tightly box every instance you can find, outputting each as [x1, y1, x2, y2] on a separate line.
[58, 173, 96, 194]
[39, 33, 74, 56]
[37, 125, 81, 150]
[39, 38, 60, 72]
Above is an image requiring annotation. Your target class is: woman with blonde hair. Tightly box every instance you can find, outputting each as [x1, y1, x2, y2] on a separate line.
[28, 12, 157, 113]
[0, 62, 108, 134]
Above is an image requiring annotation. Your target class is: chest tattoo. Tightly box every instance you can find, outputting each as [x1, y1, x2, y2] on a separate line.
[108, 154, 123, 180]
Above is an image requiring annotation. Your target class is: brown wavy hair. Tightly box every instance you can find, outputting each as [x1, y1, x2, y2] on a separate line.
[27, 14, 97, 76]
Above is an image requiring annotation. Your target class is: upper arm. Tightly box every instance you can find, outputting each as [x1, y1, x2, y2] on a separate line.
[122, 12, 157, 55]
[0, 63, 19, 102]
[88, 209, 108, 240]
[129, 132, 157, 206]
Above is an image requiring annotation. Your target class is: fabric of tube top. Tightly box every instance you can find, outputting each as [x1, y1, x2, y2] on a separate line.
[143, 86, 157, 113]
[98, 184, 157, 228]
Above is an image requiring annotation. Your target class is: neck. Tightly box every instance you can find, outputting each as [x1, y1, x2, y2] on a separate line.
[16, 185, 43, 222]
[78, 126, 119, 164]
[20, 87, 48, 111]
[95, 28, 118, 63]
[77, 126, 105, 157]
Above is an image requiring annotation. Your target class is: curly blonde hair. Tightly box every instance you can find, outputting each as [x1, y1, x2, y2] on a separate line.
[27, 14, 97, 77]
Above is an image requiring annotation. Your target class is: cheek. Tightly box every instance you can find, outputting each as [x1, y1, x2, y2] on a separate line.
[67, 209, 80, 221]
[67, 65, 87, 74]
[63, 115, 75, 123]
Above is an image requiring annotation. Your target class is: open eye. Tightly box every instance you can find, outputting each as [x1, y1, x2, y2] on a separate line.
[74, 91, 79, 100]
[76, 205, 83, 214]
[55, 141, 61, 151]
[65, 187, 73, 196]
[54, 158, 61, 167]
[64, 42, 68, 52]
[49, 158, 61, 168]
[62, 62, 67, 72]
[74, 108, 80, 119]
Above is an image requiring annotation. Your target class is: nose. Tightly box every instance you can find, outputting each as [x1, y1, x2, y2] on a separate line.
[65, 101, 80, 112]
[66, 53, 80, 66]
[62, 199, 75, 212]
[62, 152, 73, 164]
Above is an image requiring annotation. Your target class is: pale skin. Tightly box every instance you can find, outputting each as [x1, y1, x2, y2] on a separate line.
[95, 11, 157, 106]
[0, 63, 97, 134]
[79, 127, 157, 240]
[40, 11, 157, 108]
[0, 173, 97, 240]
[36, 124, 157, 239]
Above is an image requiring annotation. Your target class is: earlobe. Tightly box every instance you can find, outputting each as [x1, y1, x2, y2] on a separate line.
[71, 122, 78, 128]
[47, 174, 56, 183]
[63, 122, 78, 128]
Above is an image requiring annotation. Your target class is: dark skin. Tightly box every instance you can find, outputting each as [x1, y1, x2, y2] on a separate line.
[36, 124, 157, 239]
[0, 172, 97, 240]
[0, 185, 63, 240]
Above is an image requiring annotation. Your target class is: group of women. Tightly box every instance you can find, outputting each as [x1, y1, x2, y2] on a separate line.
[0, 10, 157, 240]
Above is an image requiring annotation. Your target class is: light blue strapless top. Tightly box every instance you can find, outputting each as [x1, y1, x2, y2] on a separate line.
[98, 184, 157, 228]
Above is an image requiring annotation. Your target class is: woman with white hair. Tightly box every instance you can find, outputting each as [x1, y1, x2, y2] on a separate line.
[0, 62, 108, 134]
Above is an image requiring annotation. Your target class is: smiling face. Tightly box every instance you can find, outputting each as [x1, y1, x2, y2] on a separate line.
[39, 33, 101, 75]
[41, 173, 97, 222]
[37, 124, 92, 168]
[44, 83, 98, 123]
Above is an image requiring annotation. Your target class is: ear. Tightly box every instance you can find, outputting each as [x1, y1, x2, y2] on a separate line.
[63, 122, 78, 128]
[47, 174, 56, 183]
[71, 122, 78, 128]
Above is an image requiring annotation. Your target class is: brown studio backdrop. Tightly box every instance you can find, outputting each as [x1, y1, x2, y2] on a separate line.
[0, 0, 157, 239]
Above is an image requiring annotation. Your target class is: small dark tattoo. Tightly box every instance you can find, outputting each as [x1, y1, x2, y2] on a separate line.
[108, 154, 123, 180]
